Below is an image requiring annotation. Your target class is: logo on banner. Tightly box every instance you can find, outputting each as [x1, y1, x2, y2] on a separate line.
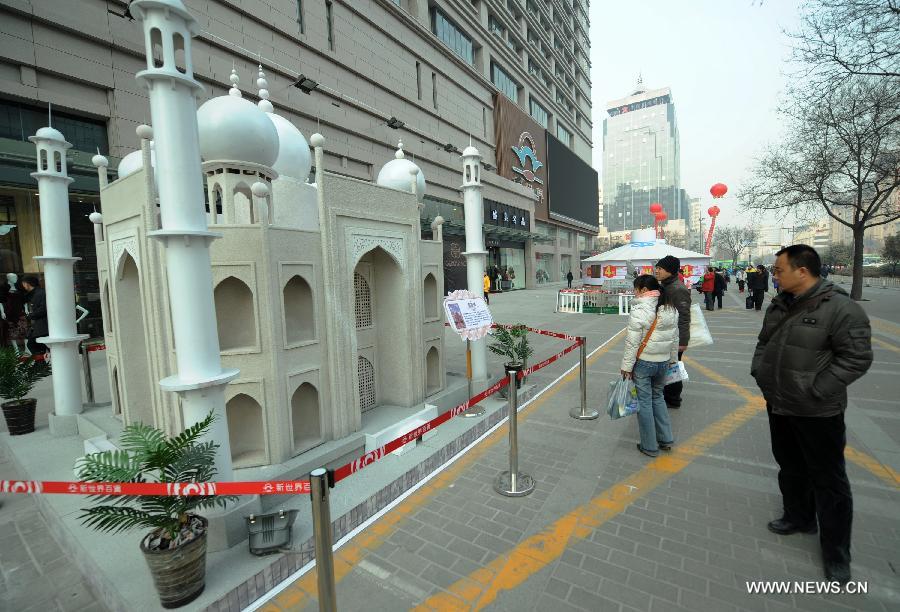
[166, 482, 216, 496]
[351, 448, 384, 473]
[603, 265, 618, 278]
[681, 264, 694, 276]
[1, 480, 42, 494]
[640, 265, 653, 275]
[511, 132, 544, 203]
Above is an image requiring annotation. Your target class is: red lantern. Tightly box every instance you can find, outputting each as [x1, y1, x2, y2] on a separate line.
[656, 211, 667, 222]
[649, 202, 663, 214]
[710, 183, 728, 198]
[707, 206, 720, 217]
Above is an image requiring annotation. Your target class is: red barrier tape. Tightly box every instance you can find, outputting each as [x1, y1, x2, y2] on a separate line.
[519, 339, 582, 378]
[0, 479, 311, 496]
[16, 343, 106, 363]
[332, 376, 511, 483]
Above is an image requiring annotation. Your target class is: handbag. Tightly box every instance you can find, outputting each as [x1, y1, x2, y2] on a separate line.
[745, 294, 754, 309]
[664, 361, 689, 385]
[607, 378, 639, 419]
[687, 304, 713, 348]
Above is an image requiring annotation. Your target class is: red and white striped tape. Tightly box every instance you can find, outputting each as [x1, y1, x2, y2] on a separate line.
[17, 343, 106, 363]
[0, 479, 311, 496]
[519, 339, 582, 378]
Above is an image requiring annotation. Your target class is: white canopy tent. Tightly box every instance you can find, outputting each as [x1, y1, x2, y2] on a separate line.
[581, 228, 711, 287]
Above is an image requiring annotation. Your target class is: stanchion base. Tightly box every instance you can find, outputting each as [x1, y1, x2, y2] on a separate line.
[460, 405, 486, 418]
[494, 471, 535, 497]
[570, 407, 600, 420]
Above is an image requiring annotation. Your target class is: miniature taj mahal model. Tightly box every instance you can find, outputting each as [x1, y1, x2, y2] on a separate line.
[83, 0, 481, 482]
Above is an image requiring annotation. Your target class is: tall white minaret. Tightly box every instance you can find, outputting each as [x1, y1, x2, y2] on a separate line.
[461, 144, 488, 383]
[131, 0, 238, 479]
[29, 124, 88, 418]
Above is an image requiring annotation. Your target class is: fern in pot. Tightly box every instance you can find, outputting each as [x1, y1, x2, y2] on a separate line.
[489, 325, 533, 393]
[76, 412, 236, 609]
[0, 347, 51, 435]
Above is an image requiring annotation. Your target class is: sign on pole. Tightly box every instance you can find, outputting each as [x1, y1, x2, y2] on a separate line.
[444, 290, 493, 340]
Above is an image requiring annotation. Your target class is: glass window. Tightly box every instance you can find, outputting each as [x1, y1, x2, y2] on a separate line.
[529, 97, 548, 128]
[491, 62, 518, 102]
[499, 248, 525, 290]
[0, 99, 108, 154]
[0, 194, 22, 272]
[557, 124, 572, 147]
[431, 8, 474, 64]
[535, 252, 554, 284]
[488, 14, 505, 37]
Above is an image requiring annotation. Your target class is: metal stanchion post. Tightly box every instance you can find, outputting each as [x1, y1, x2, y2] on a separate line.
[570, 337, 598, 419]
[80, 342, 95, 405]
[461, 339, 486, 418]
[494, 364, 535, 497]
[310, 468, 337, 612]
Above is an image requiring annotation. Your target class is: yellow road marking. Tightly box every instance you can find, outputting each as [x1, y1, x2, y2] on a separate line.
[416, 359, 764, 610]
[845, 447, 900, 488]
[260, 331, 626, 611]
[871, 318, 900, 337]
[872, 336, 900, 355]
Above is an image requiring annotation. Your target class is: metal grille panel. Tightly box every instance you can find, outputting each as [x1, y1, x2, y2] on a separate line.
[354, 273, 372, 328]
[358, 356, 376, 413]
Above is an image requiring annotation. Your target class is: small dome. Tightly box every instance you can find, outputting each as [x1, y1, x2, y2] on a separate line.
[34, 126, 65, 141]
[462, 145, 480, 157]
[92, 153, 109, 168]
[196, 70, 279, 167]
[89, 212, 103, 224]
[116, 143, 156, 181]
[256, 66, 310, 180]
[376, 141, 426, 202]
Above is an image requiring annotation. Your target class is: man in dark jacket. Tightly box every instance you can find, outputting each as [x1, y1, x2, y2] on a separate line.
[751, 245, 872, 584]
[713, 268, 727, 309]
[566, 270, 574, 288]
[655, 255, 691, 409]
[748, 264, 769, 310]
[21, 275, 48, 355]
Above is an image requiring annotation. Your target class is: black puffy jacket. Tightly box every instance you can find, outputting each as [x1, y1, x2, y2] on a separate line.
[751, 280, 872, 417]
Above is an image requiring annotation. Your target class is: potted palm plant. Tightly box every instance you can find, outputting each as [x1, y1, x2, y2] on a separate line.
[76, 412, 236, 609]
[0, 347, 51, 435]
[489, 325, 533, 396]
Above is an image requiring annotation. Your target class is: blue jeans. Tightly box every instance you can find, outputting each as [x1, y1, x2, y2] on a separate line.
[633, 359, 674, 455]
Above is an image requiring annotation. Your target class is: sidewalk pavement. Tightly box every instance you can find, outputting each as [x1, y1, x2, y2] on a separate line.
[257, 286, 900, 612]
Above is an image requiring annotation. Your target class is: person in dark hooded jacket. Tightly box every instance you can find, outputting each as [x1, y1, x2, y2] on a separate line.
[21, 275, 48, 355]
[751, 245, 872, 585]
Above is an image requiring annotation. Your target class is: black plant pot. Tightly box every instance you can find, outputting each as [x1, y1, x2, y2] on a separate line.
[2, 399, 37, 435]
[140, 515, 208, 609]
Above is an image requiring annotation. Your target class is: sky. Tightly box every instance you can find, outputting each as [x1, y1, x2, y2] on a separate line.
[589, 0, 803, 226]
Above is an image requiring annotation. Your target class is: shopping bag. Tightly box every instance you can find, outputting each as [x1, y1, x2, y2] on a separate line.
[607, 378, 639, 420]
[664, 361, 689, 385]
[746, 295, 753, 309]
[687, 304, 713, 348]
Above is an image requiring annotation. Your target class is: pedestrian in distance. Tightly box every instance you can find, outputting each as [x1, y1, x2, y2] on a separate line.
[482, 272, 491, 305]
[20, 275, 48, 356]
[748, 263, 769, 311]
[714, 268, 727, 309]
[654, 255, 691, 409]
[619, 274, 678, 457]
[701, 267, 716, 311]
[736, 268, 747, 293]
[752, 244, 872, 584]
[566, 269, 574, 289]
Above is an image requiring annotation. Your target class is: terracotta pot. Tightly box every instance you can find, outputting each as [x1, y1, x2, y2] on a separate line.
[140, 515, 208, 609]
[1, 398, 36, 435]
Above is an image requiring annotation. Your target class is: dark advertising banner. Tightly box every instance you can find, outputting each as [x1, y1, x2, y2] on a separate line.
[545, 133, 599, 229]
[483, 198, 529, 231]
[493, 93, 548, 220]
[442, 236, 468, 294]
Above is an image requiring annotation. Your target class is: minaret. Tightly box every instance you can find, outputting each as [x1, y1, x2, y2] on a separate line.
[29, 124, 88, 419]
[461, 143, 488, 383]
[131, 0, 238, 479]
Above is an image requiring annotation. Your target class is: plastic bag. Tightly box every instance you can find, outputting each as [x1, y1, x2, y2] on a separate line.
[607, 378, 639, 420]
[687, 303, 713, 348]
[664, 362, 689, 385]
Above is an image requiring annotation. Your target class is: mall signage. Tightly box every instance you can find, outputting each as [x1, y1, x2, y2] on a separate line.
[484, 199, 529, 230]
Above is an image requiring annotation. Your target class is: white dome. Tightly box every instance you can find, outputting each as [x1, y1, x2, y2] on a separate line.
[196, 71, 279, 167]
[376, 142, 426, 202]
[267, 111, 311, 180]
[116, 145, 156, 180]
[89, 212, 103, 224]
[34, 126, 65, 141]
[462, 145, 480, 157]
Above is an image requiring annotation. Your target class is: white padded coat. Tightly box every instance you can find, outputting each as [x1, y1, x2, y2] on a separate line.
[620, 295, 679, 373]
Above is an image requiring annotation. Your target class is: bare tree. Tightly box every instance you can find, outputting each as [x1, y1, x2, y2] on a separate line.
[715, 226, 759, 269]
[739, 77, 900, 299]
[789, 0, 900, 86]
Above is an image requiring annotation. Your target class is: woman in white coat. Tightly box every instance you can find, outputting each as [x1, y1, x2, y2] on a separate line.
[620, 275, 679, 457]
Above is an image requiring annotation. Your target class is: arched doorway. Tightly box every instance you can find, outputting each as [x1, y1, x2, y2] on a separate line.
[425, 346, 440, 396]
[115, 254, 154, 426]
[283, 275, 314, 345]
[226, 393, 266, 467]
[214, 277, 255, 351]
[423, 273, 438, 320]
[354, 247, 405, 413]
[291, 383, 321, 453]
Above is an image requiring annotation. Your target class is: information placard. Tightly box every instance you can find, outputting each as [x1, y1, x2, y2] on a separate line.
[444, 297, 492, 331]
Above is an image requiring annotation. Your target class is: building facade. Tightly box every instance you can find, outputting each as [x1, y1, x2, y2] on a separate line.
[601, 79, 687, 233]
[0, 0, 598, 303]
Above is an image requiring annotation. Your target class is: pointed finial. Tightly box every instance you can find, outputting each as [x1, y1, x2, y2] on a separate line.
[229, 68, 242, 97]
[48, 102, 52, 127]
[257, 64, 273, 112]
[395, 140, 405, 159]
